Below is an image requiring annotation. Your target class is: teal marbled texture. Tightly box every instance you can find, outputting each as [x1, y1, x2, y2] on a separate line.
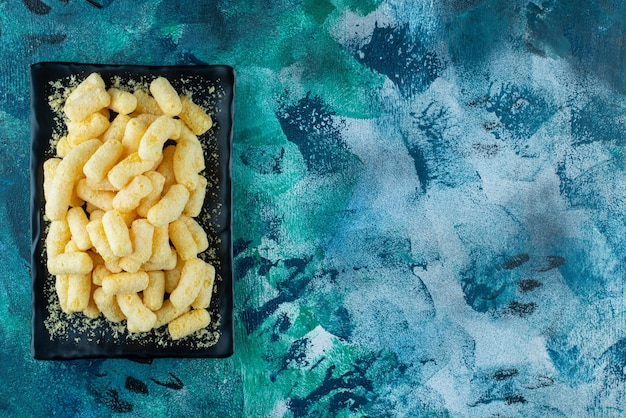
[2, 0, 626, 416]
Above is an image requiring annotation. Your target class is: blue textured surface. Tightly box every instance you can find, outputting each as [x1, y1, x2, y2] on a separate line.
[3, 0, 626, 416]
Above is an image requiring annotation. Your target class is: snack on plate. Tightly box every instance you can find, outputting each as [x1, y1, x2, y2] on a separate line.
[43, 72, 217, 341]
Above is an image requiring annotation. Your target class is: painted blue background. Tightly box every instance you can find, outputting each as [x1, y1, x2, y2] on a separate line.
[2, 0, 626, 416]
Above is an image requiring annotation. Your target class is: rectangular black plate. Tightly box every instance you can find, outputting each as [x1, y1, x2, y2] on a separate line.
[30, 62, 234, 359]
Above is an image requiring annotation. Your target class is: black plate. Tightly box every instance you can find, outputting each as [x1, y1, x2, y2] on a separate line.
[30, 62, 234, 359]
